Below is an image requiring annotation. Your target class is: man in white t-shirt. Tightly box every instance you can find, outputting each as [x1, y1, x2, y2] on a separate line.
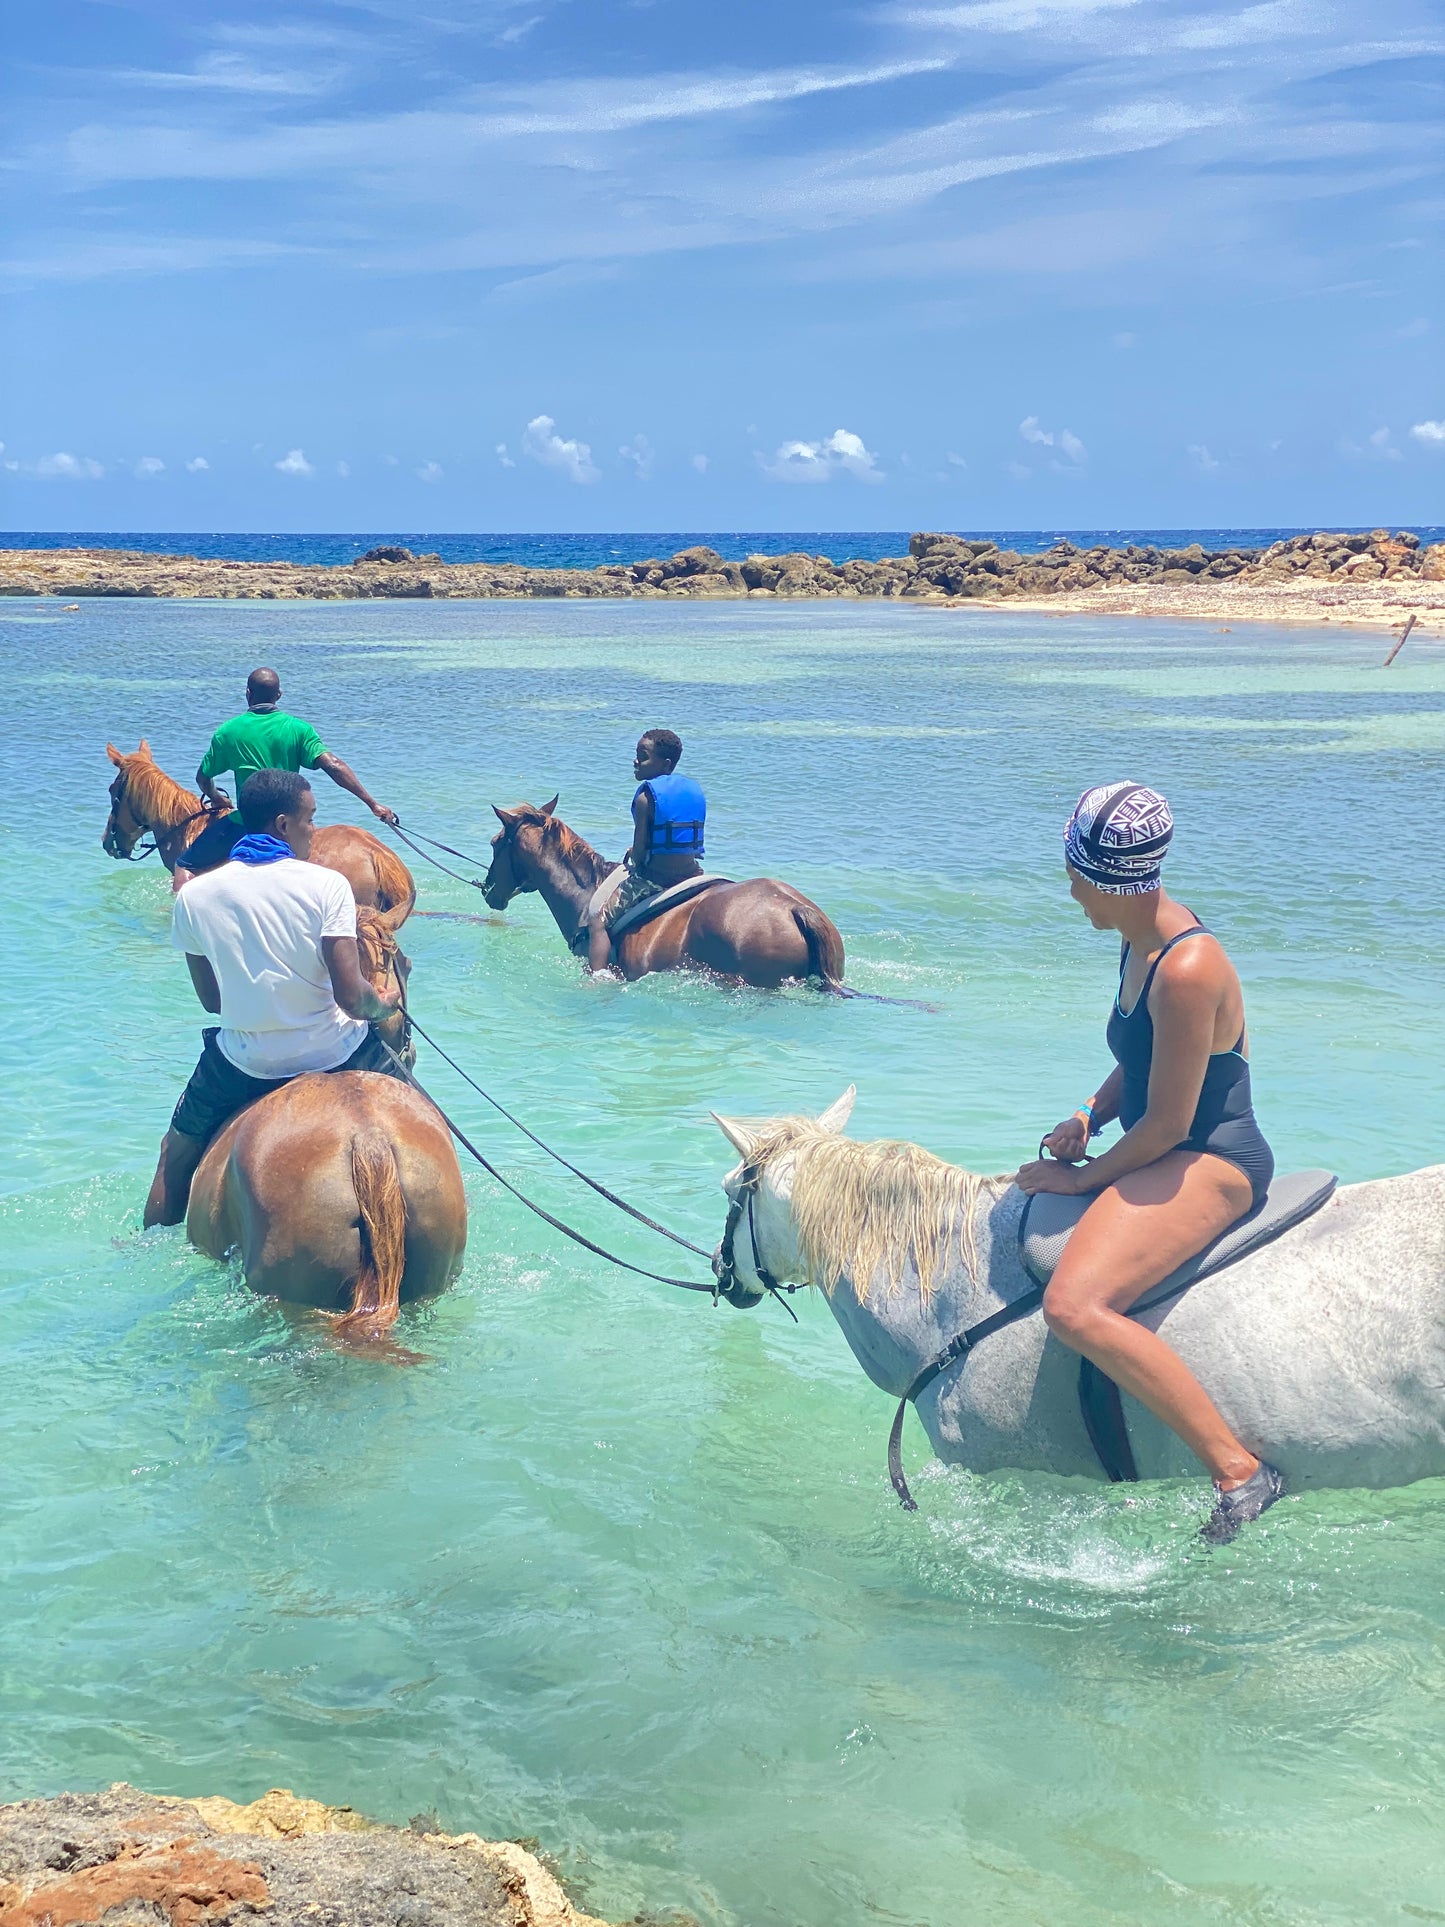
[144, 767, 405, 1226]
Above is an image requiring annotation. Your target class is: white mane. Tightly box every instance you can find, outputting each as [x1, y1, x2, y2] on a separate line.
[750, 1118, 1011, 1303]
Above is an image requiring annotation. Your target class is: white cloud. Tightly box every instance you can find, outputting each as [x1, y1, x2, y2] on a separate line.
[35, 452, 104, 480]
[1397, 318, 1430, 339]
[619, 434, 653, 480]
[761, 427, 884, 484]
[185, 455, 209, 472]
[691, 453, 709, 473]
[134, 455, 165, 477]
[1369, 425, 1402, 461]
[1112, 330, 1137, 347]
[416, 460, 444, 482]
[274, 447, 314, 477]
[1007, 460, 1032, 479]
[1019, 416, 1086, 464]
[336, 459, 350, 477]
[496, 442, 516, 468]
[520, 414, 599, 483]
[947, 451, 968, 467]
[1410, 420, 1445, 445]
[1187, 442, 1220, 471]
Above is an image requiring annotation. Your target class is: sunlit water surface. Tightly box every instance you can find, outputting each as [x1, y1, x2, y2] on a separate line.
[4, 600, 1444, 1926]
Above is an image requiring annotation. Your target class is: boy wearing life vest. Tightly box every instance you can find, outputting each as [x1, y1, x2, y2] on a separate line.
[587, 729, 706, 974]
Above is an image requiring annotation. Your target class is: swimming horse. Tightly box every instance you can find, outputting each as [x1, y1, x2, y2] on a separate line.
[102, 740, 416, 920]
[708, 1091, 1445, 1499]
[482, 798, 847, 989]
[185, 906, 468, 1337]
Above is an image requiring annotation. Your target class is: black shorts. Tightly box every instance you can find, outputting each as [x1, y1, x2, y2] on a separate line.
[170, 1026, 407, 1144]
[181, 815, 243, 873]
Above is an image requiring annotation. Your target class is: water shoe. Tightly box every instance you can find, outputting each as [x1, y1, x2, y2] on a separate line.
[1200, 1461, 1285, 1546]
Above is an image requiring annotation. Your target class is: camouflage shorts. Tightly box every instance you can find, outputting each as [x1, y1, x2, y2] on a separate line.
[605, 865, 665, 929]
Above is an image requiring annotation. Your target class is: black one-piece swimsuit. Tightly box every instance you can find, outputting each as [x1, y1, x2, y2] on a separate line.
[1105, 924, 1274, 1210]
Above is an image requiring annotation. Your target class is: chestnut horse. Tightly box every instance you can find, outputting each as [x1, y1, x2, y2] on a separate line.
[185, 905, 467, 1337]
[482, 798, 846, 989]
[103, 740, 415, 920]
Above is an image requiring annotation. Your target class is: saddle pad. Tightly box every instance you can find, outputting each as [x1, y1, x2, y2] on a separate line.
[608, 873, 733, 943]
[1022, 1167, 1337, 1302]
[585, 865, 627, 925]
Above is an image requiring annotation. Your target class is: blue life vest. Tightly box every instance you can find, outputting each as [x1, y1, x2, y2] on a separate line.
[637, 770, 706, 858]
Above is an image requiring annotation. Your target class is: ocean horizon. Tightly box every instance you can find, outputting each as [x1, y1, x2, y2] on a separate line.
[6, 525, 1442, 572]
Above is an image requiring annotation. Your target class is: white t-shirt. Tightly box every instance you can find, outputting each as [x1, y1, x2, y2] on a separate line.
[172, 857, 367, 1078]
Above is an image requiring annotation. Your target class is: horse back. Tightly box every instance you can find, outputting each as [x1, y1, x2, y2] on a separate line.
[310, 825, 416, 924]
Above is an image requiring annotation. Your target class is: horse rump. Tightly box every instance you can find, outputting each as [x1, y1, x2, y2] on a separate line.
[335, 1131, 408, 1339]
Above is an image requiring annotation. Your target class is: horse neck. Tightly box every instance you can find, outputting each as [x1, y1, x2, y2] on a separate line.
[130, 761, 204, 870]
[526, 821, 615, 942]
[761, 1164, 1023, 1397]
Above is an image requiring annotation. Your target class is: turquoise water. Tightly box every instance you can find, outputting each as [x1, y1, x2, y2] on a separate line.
[5, 599, 1445, 1926]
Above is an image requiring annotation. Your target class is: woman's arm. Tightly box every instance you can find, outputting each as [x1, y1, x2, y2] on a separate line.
[1039, 1063, 1124, 1162]
[1019, 952, 1219, 1194]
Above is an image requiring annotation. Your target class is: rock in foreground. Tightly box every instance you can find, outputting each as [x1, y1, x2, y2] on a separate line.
[0, 1784, 631, 1927]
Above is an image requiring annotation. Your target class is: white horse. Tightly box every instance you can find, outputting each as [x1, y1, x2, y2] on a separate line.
[708, 1092, 1445, 1498]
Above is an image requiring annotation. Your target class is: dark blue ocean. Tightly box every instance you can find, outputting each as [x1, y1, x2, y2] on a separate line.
[6, 527, 1441, 567]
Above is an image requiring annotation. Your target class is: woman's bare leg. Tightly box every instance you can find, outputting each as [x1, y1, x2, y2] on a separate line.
[1042, 1150, 1259, 1486]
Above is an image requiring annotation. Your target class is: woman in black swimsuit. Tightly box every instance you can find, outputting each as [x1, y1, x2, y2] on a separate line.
[1016, 782, 1285, 1541]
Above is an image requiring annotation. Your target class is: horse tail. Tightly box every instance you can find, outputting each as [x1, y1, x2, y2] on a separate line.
[793, 904, 846, 992]
[337, 1133, 407, 1337]
[373, 843, 417, 923]
[792, 904, 940, 1012]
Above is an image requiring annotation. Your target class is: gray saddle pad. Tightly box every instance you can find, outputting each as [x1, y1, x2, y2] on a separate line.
[608, 873, 732, 943]
[1022, 1167, 1337, 1305]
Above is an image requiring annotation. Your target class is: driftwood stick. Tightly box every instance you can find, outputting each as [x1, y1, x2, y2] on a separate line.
[1384, 612, 1418, 666]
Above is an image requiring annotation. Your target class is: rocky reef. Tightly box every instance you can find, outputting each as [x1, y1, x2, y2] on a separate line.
[2, 530, 1440, 605]
[0, 1784, 649, 1927]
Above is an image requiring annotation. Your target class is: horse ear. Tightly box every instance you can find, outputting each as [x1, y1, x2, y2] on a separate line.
[138, 738, 152, 757]
[493, 805, 519, 827]
[376, 901, 410, 936]
[106, 742, 124, 766]
[816, 1087, 856, 1134]
[710, 1113, 759, 1160]
[540, 795, 558, 817]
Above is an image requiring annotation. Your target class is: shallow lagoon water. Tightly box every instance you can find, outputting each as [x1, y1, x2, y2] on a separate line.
[4, 599, 1445, 1926]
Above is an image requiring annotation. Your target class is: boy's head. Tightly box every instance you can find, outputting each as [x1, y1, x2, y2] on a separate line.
[634, 729, 682, 780]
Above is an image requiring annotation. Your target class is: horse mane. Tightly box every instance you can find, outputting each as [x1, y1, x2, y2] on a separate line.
[510, 803, 615, 891]
[750, 1118, 1012, 1303]
[122, 749, 203, 830]
[354, 904, 397, 975]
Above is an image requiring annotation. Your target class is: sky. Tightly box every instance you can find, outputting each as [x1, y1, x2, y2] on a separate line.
[3, 0, 1442, 532]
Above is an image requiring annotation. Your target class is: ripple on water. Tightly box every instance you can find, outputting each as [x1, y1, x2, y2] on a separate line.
[5, 600, 1445, 1927]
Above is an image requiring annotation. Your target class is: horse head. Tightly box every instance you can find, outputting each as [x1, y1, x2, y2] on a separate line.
[481, 796, 560, 907]
[102, 740, 154, 857]
[355, 902, 414, 1070]
[709, 1089, 856, 1308]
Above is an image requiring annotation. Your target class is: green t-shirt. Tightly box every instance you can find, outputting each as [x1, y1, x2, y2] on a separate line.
[198, 707, 326, 823]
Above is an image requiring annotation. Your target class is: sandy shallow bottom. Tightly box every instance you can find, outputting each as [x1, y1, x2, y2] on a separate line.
[949, 575, 1445, 634]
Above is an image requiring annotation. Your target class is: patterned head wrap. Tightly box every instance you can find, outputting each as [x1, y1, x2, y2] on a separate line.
[1064, 782, 1173, 895]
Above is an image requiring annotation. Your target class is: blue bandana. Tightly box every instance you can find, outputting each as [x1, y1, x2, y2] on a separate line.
[229, 832, 294, 865]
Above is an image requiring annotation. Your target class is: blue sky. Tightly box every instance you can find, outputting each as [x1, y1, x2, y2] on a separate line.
[3, 0, 1441, 532]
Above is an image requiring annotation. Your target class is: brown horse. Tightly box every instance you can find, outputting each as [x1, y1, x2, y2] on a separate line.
[186, 1071, 467, 1336]
[184, 902, 464, 1336]
[481, 798, 847, 989]
[103, 741, 414, 921]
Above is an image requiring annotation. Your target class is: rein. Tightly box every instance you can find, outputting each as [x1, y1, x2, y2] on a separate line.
[113, 799, 213, 864]
[389, 821, 494, 891]
[370, 1025, 719, 1296]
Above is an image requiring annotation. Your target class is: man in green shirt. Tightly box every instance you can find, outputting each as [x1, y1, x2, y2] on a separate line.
[176, 667, 398, 883]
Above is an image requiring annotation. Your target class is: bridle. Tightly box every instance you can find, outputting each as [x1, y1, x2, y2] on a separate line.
[104, 768, 211, 867]
[712, 1162, 799, 1320]
[366, 924, 414, 1064]
[481, 820, 529, 909]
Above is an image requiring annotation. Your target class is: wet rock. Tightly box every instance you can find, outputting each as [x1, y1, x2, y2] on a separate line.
[357, 546, 416, 564]
[0, 1786, 628, 1927]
